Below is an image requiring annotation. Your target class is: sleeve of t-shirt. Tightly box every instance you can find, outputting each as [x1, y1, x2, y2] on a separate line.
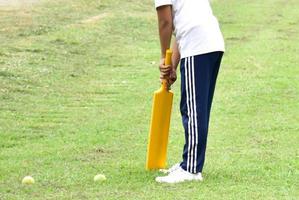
[155, 0, 172, 8]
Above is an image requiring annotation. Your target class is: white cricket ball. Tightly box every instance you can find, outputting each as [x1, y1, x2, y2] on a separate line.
[22, 176, 35, 185]
[93, 174, 106, 182]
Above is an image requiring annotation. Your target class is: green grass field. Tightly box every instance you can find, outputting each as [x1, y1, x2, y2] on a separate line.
[0, 0, 298, 199]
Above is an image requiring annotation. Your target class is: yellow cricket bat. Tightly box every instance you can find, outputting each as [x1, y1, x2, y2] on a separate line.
[146, 49, 173, 170]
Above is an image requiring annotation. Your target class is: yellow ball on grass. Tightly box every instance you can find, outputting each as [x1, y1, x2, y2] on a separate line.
[94, 174, 106, 182]
[22, 176, 35, 185]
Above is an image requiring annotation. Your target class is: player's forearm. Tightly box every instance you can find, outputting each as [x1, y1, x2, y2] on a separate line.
[158, 21, 172, 58]
[157, 6, 173, 58]
[172, 41, 180, 70]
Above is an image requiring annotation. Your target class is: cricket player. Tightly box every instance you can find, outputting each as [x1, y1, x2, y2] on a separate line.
[155, 0, 225, 183]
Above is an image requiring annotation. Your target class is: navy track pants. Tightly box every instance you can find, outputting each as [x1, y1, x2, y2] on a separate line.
[179, 51, 223, 173]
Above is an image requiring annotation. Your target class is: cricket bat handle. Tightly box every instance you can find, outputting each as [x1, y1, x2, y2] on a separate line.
[162, 49, 173, 89]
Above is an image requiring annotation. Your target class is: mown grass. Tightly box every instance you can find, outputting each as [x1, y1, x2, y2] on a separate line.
[0, 0, 298, 199]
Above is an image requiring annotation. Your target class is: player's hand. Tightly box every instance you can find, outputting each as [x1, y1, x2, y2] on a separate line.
[168, 68, 177, 86]
[159, 58, 177, 88]
[159, 58, 172, 80]
[160, 67, 176, 88]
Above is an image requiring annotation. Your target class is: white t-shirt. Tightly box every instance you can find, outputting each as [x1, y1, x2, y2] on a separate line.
[155, 0, 225, 58]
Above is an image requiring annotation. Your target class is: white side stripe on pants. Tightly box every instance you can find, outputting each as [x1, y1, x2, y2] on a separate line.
[191, 56, 199, 173]
[185, 57, 191, 172]
[188, 57, 194, 172]
[189, 57, 195, 173]
[184, 56, 199, 173]
[185, 56, 197, 173]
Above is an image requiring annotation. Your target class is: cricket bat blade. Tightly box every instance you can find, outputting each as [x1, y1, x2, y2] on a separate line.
[146, 49, 173, 170]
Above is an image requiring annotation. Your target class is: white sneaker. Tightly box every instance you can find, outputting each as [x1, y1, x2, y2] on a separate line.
[159, 163, 180, 174]
[155, 167, 203, 183]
